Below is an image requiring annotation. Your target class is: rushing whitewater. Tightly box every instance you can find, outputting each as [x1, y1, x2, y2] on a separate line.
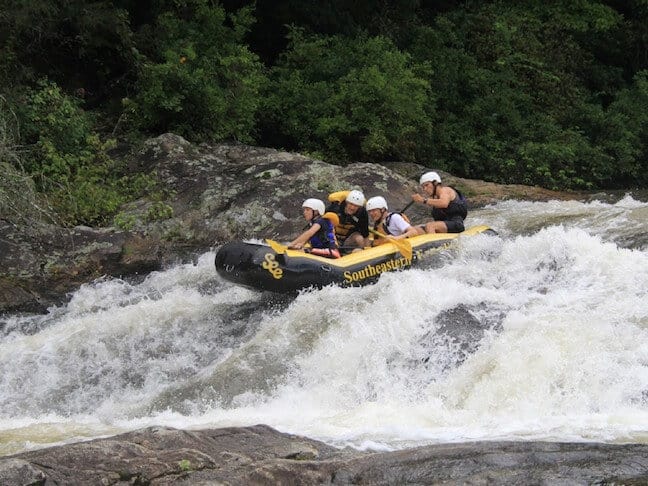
[2, 195, 648, 456]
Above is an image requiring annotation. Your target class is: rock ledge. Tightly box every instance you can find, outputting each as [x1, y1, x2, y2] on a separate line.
[2, 425, 648, 485]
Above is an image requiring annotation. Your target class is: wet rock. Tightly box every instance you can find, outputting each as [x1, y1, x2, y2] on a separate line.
[0, 222, 161, 314]
[2, 425, 648, 485]
[0, 458, 46, 485]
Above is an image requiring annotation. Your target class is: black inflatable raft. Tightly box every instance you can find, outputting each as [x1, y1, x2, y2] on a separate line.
[215, 225, 495, 293]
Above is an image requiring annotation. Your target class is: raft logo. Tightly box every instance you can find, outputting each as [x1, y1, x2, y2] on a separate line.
[343, 256, 410, 283]
[262, 253, 283, 279]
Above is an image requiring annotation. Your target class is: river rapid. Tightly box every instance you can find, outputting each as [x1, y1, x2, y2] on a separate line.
[2, 195, 648, 456]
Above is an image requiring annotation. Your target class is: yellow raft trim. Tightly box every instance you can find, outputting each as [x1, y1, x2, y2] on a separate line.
[273, 225, 491, 268]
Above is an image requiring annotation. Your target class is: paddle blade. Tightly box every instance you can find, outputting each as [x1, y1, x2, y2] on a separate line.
[265, 239, 287, 254]
[369, 228, 412, 260]
[393, 238, 412, 260]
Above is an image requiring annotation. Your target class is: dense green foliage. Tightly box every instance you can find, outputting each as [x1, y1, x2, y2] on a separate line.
[406, 3, 634, 189]
[15, 81, 159, 226]
[1, 0, 647, 226]
[133, 1, 264, 141]
[0, 96, 51, 226]
[261, 30, 433, 162]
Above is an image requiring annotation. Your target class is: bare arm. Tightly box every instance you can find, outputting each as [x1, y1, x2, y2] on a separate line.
[389, 214, 419, 240]
[414, 186, 455, 209]
[288, 223, 321, 249]
[394, 224, 420, 239]
[412, 192, 426, 204]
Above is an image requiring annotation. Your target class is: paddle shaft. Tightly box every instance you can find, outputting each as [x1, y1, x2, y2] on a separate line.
[400, 200, 415, 213]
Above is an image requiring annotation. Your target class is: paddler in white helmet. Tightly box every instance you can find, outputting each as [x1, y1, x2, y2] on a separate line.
[287, 198, 341, 258]
[325, 189, 370, 252]
[411, 171, 468, 233]
[366, 196, 420, 246]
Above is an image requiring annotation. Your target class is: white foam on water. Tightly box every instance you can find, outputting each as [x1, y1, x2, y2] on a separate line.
[2, 197, 648, 454]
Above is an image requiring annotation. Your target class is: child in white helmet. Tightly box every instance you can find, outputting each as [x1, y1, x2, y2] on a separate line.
[288, 198, 341, 258]
[366, 196, 420, 246]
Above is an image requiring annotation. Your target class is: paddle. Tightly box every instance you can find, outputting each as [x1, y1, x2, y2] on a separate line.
[368, 228, 413, 260]
[400, 200, 415, 213]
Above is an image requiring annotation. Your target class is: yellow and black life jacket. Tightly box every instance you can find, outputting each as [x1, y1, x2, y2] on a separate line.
[326, 191, 370, 241]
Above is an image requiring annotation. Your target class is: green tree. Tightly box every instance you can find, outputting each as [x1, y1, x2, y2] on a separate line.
[0, 0, 136, 104]
[262, 30, 433, 162]
[590, 69, 648, 188]
[407, 1, 632, 189]
[0, 95, 55, 227]
[132, 0, 265, 142]
[15, 80, 156, 226]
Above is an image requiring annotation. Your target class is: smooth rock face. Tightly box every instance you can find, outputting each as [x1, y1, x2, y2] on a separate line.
[2, 425, 648, 485]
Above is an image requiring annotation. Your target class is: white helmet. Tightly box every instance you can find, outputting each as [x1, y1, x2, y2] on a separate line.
[302, 198, 325, 215]
[366, 196, 388, 211]
[345, 189, 365, 206]
[420, 171, 441, 185]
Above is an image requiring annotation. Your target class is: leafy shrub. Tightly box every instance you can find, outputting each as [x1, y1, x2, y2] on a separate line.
[0, 95, 20, 168]
[0, 0, 136, 105]
[0, 95, 55, 226]
[16, 80, 164, 226]
[261, 30, 433, 163]
[405, 4, 633, 189]
[133, 1, 264, 142]
[594, 70, 648, 188]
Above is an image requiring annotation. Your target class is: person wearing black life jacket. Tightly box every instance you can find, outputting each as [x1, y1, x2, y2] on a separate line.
[325, 189, 370, 252]
[287, 198, 341, 258]
[412, 171, 468, 233]
[366, 196, 419, 246]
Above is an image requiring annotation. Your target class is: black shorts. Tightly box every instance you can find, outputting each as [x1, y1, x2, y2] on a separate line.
[420, 217, 465, 233]
[445, 216, 465, 233]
